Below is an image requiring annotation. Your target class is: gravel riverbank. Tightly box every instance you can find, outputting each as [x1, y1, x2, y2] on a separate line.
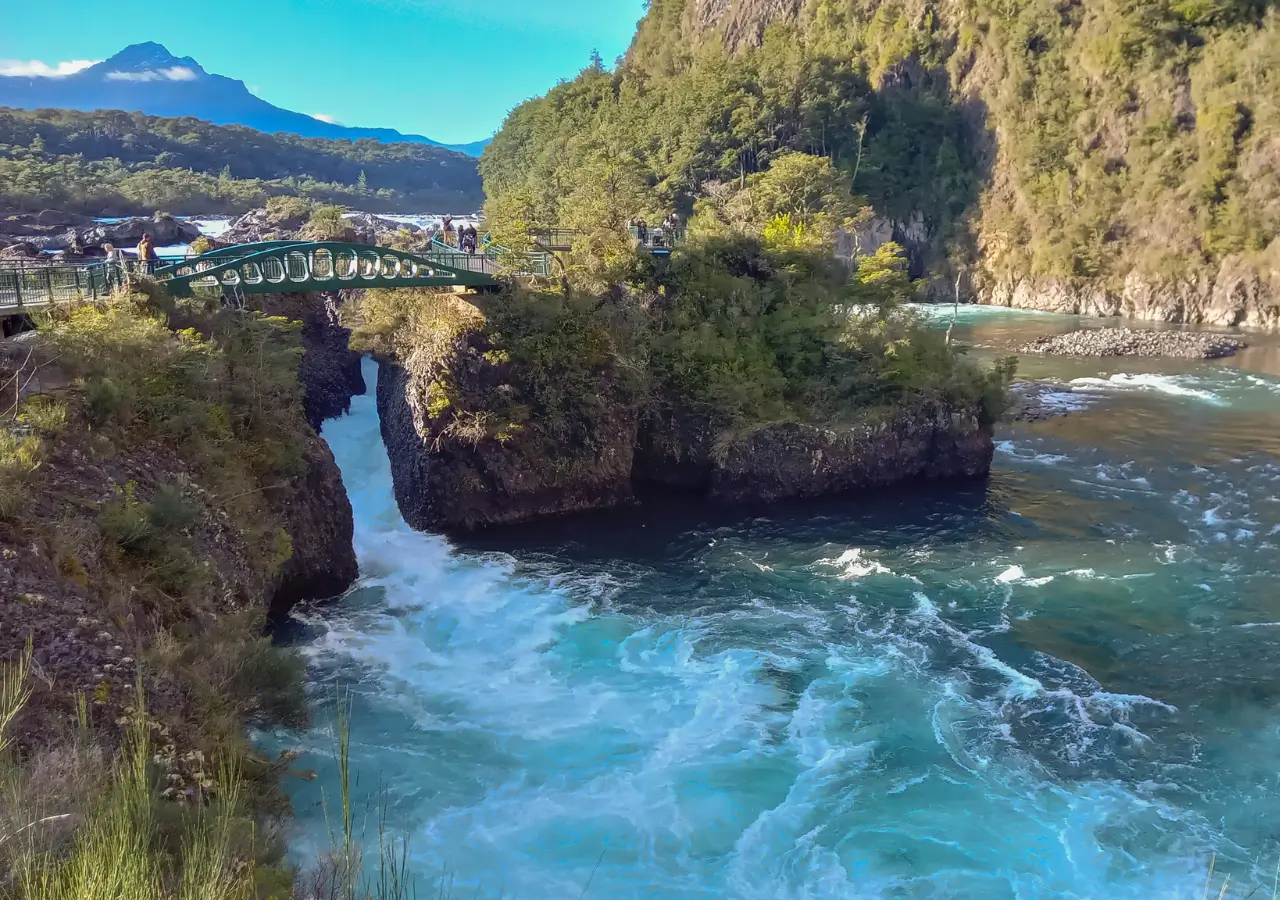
[1021, 327, 1246, 359]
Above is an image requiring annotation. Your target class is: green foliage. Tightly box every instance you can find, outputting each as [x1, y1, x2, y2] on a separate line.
[644, 235, 1004, 426]
[0, 428, 43, 521]
[6, 686, 262, 900]
[0, 106, 483, 215]
[483, 0, 1280, 284]
[44, 294, 306, 589]
[301, 205, 352, 241]
[16, 397, 69, 437]
[188, 236, 215, 256]
[263, 194, 315, 225]
[98, 481, 202, 598]
[480, 13, 978, 275]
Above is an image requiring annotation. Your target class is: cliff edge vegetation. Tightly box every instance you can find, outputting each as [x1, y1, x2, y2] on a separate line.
[0, 284, 357, 896]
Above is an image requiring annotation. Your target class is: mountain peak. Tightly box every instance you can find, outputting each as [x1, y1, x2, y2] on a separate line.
[98, 42, 203, 75]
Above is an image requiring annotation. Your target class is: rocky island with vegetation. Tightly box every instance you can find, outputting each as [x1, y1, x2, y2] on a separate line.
[355, 151, 1013, 531]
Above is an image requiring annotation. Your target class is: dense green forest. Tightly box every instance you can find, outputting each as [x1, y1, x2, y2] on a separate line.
[0, 107, 485, 215]
[481, 0, 1280, 288]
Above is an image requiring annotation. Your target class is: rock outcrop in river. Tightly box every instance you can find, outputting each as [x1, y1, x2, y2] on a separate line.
[376, 328, 639, 531]
[706, 403, 994, 503]
[363, 249, 1003, 532]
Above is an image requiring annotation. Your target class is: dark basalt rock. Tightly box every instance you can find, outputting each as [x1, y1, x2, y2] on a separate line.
[706, 402, 993, 504]
[255, 291, 365, 430]
[79, 215, 203, 250]
[0, 241, 41, 259]
[376, 339, 637, 533]
[0, 210, 96, 235]
[1006, 381, 1093, 421]
[270, 432, 358, 619]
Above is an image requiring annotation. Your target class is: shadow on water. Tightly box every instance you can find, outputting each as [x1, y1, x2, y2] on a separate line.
[452, 477, 1026, 565]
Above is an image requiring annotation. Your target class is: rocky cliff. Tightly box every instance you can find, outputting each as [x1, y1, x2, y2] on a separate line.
[376, 328, 638, 532]
[977, 256, 1280, 329]
[382, 346, 994, 528]
[634, 397, 993, 503]
[270, 432, 358, 618]
[488, 0, 1280, 327]
[0, 291, 358, 752]
[257, 291, 366, 429]
[707, 402, 993, 503]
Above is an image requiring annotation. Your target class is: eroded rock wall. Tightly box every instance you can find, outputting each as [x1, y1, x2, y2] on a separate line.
[977, 256, 1280, 328]
[635, 397, 993, 505]
[256, 291, 365, 430]
[707, 403, 993, 503]
[376, 329, 639, 532]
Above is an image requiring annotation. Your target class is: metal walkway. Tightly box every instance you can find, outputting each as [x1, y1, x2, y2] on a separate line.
[0, 224, 685, 315]
[0, 240, 551, 314]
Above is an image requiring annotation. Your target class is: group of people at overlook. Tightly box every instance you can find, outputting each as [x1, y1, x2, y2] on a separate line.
[440, 216, 479, 253]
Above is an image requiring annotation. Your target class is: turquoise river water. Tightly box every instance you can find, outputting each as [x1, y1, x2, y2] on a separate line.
[266, 307, 1280, 898]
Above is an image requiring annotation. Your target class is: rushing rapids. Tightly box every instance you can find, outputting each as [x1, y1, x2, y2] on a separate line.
[263, 307, 1280, 898]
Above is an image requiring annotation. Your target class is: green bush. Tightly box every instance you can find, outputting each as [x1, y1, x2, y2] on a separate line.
[16, 396, 69, 436]
[0, 428, 44, 521]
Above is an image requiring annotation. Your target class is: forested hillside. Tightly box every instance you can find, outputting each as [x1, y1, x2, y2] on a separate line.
[481, 0, 1280, 322]
[0, 107, 485, 215]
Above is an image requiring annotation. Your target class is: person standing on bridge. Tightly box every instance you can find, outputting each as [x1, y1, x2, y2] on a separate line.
[136, 234, 157, 275]
[442, 216, 456, 248]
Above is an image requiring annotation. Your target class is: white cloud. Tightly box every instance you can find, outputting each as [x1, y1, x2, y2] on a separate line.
[105, 66, 198, 83]
[310, 113, 341, 124]
[0, 58, 97, 77]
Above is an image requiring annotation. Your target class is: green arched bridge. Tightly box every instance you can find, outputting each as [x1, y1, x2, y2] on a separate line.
[0, 239, 552, 314]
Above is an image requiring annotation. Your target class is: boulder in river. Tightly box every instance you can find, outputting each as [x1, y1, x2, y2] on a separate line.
[1021, 327, 1246, 359]
[78, 214, 202, 250]
[0, 210, 96, 236]
[1006, 381, 1094, 421]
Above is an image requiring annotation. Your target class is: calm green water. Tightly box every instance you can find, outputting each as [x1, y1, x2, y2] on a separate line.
[270, 308, 1280, 898]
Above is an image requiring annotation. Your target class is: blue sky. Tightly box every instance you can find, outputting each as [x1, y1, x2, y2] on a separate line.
[0, 0, 647, 144]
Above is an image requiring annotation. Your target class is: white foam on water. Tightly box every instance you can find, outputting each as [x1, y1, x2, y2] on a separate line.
[995, 565, 1024, 583]
[1069, 373, 1225, 405]
[815, 548, 893, 579]
[187, 217, 231, 238]
[995, 441, 1071, 466]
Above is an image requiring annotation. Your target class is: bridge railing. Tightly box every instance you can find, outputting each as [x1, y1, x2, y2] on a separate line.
[427, 239, 551, 278]
[530, 228, 583, 251]
[0, 261, 124, 313]
[629, 226, 684, 252]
